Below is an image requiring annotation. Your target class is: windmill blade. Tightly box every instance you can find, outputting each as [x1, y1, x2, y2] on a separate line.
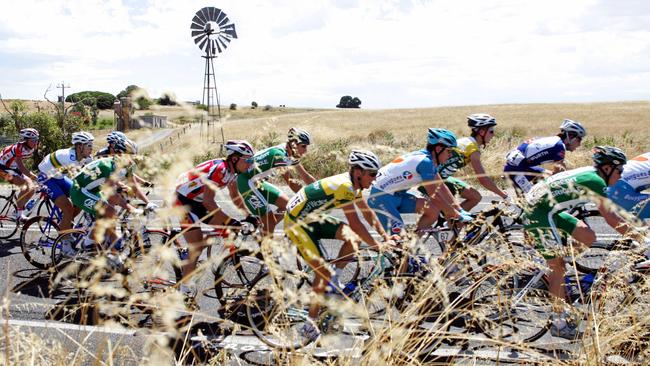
[191, 30, 206, 38]
[218, 34, 232, 44]
[191, 22, 204, 31]
[193, 33, 207, 46]
[222, 24, 237, 39]
[198, 36, 209, 52]
[213, 8, 223, 21]
[217, 13, 229, 26]
[192, 15, 205, 26]
[217, 38, 228, 52]
[199, 7, 211, 23]
[214, 39, 223, 54]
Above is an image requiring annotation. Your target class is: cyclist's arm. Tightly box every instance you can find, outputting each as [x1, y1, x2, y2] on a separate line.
[126, 174, 150, 205]
[294, 163, 316, 184]
[282, 170, 303, 193]
[552, 161, 567, 174]
[355, 198, 390, 241]
[15, 158, 37, 180]
[107, 180, 136, 211]
[469, 151, 508, 199]
[133, 173, 152, 186]
[597, 197, 635, 236]
[227, 180, 248, 214]
[342, 203, 382, 250]
[203, 183, 231, 224]
[422, 173, 462, 219]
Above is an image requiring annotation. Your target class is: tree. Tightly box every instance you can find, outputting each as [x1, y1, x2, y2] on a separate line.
[116, 85, 140, 99]
[251, 101, 258, 109]
[0, 96, 28, 131]
[229, 103, 237, 110]
[158, 92, 177, 106]
[336, 95, 362, 108]
[66, 91, 115, 109]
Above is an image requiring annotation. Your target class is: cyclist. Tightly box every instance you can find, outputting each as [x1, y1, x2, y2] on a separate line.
[522, 146, 635, 339]
[175, 140, 256, 299]
[367, 128, 471, 236]
[37, 131, 94, 231]
[95, 131, 127, 157]
[284, 149, 391, 340]
[504, 119, 586, 194]
[608, 152, 650, 221]
[0, 128, 40, 221]
[236, 127, 316, 236]
[68, 139, 155, 264]
[436, 114, 509, 210]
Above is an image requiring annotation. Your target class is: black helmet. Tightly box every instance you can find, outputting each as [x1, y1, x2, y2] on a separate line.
[592, 146, 627, 167]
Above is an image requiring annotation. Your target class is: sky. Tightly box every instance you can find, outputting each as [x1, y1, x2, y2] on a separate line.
[1, 0, 650, 109]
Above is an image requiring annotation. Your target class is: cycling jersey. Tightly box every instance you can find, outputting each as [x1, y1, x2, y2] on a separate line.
[70, 157, 134, 215]
[437, 137, 479, 179]
[609, 152, 650, 219]
[372, 150, 436, 194]
[0, 141, 36, 170]
[285, 173, 361, 261]
[38, 148, 90, 180]
[95, 147, 111, 158]
[523, 166, 607, 259]
[176, 159, 236, 203]
[237, 144, 298, 215]
[505, 136, 566, 172]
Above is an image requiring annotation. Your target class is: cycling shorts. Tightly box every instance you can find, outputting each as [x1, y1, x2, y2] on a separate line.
[523, 205, 579, 260]
[608, 180, 650, 220]
[70, 184, 103, 217]
[284, 214, 342, 262]
[39, 173, 72, 201]
[175, 193, 210, 224]
[367, 186, 418, 234]
[236, 175, 283, 216]
[444, 177, 469, 196]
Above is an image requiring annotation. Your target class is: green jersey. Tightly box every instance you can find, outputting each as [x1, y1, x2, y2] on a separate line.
[525, 166, 607, 212]
[72, 157, 133, 193]
[239, 144, 297, 181]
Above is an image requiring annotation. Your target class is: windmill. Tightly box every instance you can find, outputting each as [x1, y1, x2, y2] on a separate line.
[191, 6, 238, 143]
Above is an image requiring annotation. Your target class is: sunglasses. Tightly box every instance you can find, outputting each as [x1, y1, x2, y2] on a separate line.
[244, 157, 254, 164]
[487, 128, 495, 134]
[366, 171, 378, 177]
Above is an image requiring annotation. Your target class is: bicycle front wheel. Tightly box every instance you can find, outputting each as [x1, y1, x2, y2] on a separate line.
[246, 272, 314, 350]
[0, 195, 18, 239]
[20, 216, 60, 269]
[471, 270, 552, 343]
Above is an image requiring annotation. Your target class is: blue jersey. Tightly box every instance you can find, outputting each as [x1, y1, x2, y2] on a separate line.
[504, 136, 566, 173]
[372, 150, 436, 193]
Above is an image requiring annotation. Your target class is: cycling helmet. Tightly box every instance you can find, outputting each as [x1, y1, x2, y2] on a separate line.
[20, 128, 39, 140]
[348, 150, 381, 171]
[427, 128, 458, 148]
[71, 131, 94, 145]
[592, 146, 627, 167]
[560, 119, 586, 138]
[467, 113, 497, 128]
[106, 131, 127, 145]
[224, 140, 255, 157]
[114, 139, 138, 154]
[287, 127, 311, 145]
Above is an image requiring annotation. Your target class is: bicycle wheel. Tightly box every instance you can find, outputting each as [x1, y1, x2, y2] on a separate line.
[471, 270, 552, 343]
[36, 199, 54, 220]
[245, 271, 314, 350]
[0, 195, 18, 239]
[213, 249, 265, 306]
[19, 216, 60, 269]
[127, 230, 182, 291]
[51, 229, 90, 273]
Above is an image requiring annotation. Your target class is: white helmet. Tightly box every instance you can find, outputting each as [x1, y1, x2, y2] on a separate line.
[107, 131, 127, 145]
[20, 128, 39, 140]
[114, 139, 138, 154]
[288, 127, 311, 145]
[467, 113, 497, 128]
[224, 140, 255, 157]
[71, 131, 94, 145]
[348, 150, 381, 171]
[560, 119, 586, 138]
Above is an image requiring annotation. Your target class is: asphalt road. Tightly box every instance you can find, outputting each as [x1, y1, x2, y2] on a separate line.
[0, 189, 632, 365]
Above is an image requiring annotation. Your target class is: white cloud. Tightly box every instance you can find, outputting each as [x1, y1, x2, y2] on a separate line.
[0, 0, 649, 108]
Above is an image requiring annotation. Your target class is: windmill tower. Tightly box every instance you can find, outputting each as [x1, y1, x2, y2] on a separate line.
[190, 7, 238, 143]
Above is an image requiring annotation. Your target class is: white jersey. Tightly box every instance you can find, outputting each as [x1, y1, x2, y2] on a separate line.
[372, 150, 437, 193]
[621, 153, 650, 191]
[38, 148, 89, 180]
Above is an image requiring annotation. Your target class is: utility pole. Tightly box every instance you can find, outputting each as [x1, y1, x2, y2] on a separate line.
[56, 81, 70, 110]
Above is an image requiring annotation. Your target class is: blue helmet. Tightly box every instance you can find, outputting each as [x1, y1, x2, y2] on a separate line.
[427, 128, 457, 148]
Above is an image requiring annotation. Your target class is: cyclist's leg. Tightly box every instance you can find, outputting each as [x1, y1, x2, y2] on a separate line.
[367, 187, 406, 234]
[241, 179, 283, 237]
[285, 215, 333, 320]
[447, 177, 479, 211]
[175, 195, 207, 282]
[610, 180, 650, 220]
[633, 197, 650, 220]
[47, 177, 75, 230]
[9, 174, 33, 211]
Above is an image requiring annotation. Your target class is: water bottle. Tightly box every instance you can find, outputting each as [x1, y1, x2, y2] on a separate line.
[179, 248, 190, 261]
[342, 280, 358, 296]
[579, 273, 595, 294]
[25, 198, 36, 212]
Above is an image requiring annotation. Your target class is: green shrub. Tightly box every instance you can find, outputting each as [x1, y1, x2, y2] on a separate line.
[196, 104, 208, 112]
[66, 91, 116, 109]
[229, 103, 237, 110]
[263, 105, 272, 111]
